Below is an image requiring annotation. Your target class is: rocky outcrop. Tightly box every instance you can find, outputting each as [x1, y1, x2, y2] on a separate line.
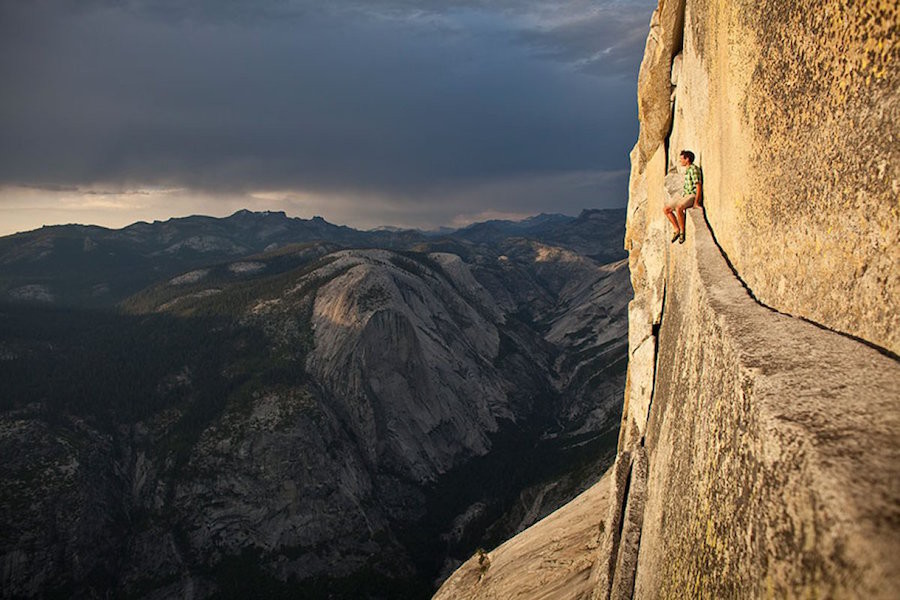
[0, 229, 632, 597]
[437, 1, 899, 598]
[434, 471, 613, 600]
[306, 249, 508, 481]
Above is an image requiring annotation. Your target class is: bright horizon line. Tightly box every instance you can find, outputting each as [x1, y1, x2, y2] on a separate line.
[0, 167, 629, 238]
[0, 206, 622, 239]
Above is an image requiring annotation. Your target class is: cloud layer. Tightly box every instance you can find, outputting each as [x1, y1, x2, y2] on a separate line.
[0, 0, 654, 232]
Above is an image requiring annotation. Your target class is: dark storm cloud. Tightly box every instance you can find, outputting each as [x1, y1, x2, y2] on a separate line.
[0, 0, 655, 222]
[514, 7, 652, 77]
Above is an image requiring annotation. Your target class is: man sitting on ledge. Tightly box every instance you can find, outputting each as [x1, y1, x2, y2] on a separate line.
[664, 149, 702, 244]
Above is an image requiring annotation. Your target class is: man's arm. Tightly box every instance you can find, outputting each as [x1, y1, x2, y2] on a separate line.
[694, 182, 702, 208]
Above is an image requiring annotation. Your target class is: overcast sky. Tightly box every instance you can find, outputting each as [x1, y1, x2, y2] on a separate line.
[0, 0, 655, 235]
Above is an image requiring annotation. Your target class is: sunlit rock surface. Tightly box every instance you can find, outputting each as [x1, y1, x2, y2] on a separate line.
[437, 1, 900, 598]
[668, 0, 899, 354]
[632, 211, 899, 598]
[434, 472, 612, 600]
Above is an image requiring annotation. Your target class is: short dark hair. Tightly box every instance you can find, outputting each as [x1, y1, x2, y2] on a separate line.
[680, 150, 695, 163]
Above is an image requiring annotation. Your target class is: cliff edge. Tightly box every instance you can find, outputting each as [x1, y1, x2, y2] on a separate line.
[435, 1, 899, 598]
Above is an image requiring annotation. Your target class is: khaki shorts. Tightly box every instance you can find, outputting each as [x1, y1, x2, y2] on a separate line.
[666, 194, 696, 210]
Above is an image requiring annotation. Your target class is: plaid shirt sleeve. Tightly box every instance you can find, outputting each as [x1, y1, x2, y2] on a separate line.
[683, 165, 702, 195]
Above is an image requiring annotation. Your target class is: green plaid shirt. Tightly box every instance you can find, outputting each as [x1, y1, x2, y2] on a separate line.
[683, 164, 701, 196]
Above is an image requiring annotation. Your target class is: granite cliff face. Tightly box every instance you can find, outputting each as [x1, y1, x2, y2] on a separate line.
[436, 1, 899, 598]
[0, 211, 632, 598]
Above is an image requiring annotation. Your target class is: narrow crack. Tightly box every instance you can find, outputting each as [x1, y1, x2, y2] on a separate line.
[701, 211, 898, 362]
[621, 452, 647, 600]
[607, 3, 685, 595]
[616, 463, 634, 545]
[797, 317, 898, 362]
[609, 456, 635, 600]
[642, 281, 666, 450]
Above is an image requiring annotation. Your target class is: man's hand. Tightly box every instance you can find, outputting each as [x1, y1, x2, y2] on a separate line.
[693, 184, 702, 208]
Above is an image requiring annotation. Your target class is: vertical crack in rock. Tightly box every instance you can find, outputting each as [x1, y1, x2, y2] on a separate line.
[600, 0, 688, 595]
[588, 451, 633, 600]
[702, 211, 900, 362]
[670, 0, 684, 57]
[642, 287, 664, 450]
[609, 448, 648, 600]
[438, 0, 898, 595]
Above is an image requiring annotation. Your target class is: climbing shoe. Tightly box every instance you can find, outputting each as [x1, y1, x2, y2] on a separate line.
[671, 230, 681, 243]
[678, 231, 686, 244]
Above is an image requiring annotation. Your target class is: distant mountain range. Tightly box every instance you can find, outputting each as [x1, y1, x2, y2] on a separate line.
[0, 209, 625, 308]
[0, 208, 629, 599]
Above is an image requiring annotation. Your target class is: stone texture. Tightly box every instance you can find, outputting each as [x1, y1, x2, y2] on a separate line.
[670, 0, 900, 354]
[609, 448, 647, 600]
[634, 0, 686, 167]
[437, 3, 900, 597]
[619, 2, 900, 594]
[633, 209, 900, 599]
[432, 471, 613, 600]
[587, 451, 634, 600]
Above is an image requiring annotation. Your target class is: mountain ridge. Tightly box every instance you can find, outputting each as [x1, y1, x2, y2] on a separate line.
[0, 208, 626, 309]
[0, 207, 631, 598]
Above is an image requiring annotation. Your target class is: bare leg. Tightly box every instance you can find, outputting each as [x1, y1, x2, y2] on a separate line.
[676, 205, 686, 234]
[663, 205, 679, 231]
